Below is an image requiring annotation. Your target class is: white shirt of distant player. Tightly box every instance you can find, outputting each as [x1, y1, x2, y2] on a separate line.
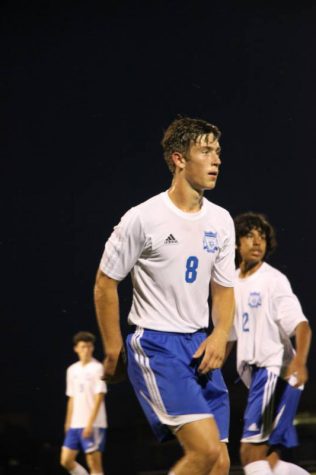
[66, 358, 107, 428]
[230, 262, 307, 387]
[100, 191, 235, 333]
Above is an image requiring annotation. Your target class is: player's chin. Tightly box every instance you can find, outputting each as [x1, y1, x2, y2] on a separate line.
[204, 181, 217, 190]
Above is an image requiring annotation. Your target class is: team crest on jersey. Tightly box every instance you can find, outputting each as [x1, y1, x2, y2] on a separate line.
[248, 292, 262, 308]
[203, 231, 219, 253]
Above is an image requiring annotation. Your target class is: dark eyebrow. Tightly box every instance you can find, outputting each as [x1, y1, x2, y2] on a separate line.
[247, 229, 266, 237]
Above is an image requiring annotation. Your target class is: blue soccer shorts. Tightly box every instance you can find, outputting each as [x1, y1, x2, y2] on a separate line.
[126, 327, 230, 442]
[241, 366, 302, 447]
[63, 427, 106, 453]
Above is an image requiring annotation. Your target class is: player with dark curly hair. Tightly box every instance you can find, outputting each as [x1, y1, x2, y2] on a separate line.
[228, 212, 312, 475]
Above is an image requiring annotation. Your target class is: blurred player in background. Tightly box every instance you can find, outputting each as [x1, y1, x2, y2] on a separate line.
[94, 116, 235, 475]
[228, 212, 312, 475]
[60, 331, 107, 475]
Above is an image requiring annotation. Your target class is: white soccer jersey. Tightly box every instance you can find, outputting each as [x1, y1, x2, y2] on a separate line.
[231, 262, 307, 387]
[66, 358, 107, 428]
[100, 191, 235, 332]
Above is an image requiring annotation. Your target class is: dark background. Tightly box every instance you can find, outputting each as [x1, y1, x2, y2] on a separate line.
[2, 1, 316, 474]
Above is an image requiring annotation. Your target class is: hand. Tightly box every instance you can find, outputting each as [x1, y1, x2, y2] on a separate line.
[82, 424, 93, 438]
[285, 356, 308, 387]
[192, 329, 227, 374]
[64, 423, 70, 434]
[103, 347, 127, 384]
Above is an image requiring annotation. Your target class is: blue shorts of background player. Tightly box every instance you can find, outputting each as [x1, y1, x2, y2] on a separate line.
[241, 367, 302, 447]
[126, 327, 230, 442]
[63, 427, 106, 453]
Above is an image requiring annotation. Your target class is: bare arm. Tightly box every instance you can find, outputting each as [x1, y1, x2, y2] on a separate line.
[82, 392, 105, 438]
[194, 281, 235, 373]
[94, 269, 125, 382]
[285, 321, 312, 387]
[64, 397, 73, 433]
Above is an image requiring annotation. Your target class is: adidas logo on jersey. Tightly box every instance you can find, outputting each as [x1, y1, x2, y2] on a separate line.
[164, 234, 178, 245]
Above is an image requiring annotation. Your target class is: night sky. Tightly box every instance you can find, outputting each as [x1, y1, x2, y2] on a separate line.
[3, 1, 316, 473]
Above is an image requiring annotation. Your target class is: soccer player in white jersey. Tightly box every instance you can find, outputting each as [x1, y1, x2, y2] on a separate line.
[94, 116, 236, 475]
[229, 212, 312, 475]
[60, 332, 107, 475]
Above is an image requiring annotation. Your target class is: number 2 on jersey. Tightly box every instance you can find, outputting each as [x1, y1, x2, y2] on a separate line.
[185, 256, 199, 283]
[242, 312, 250, 332]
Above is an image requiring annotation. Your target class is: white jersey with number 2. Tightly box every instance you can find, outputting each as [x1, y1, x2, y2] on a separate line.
[100, 191, 235, 333]
[231, 262, 307, 386]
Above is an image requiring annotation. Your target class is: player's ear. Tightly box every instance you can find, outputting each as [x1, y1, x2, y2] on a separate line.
[171, 152, 186, 170]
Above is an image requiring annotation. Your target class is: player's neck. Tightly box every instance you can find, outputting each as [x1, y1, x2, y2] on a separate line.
[168, 180, 203, 213]
[239, 260, 263, 278]
[79, 356, 93, 366]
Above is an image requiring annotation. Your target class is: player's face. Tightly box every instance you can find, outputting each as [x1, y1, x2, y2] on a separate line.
[238, 228, 267, 264]
[183, 133, 221, 191]
[74, 341, 94, 363]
